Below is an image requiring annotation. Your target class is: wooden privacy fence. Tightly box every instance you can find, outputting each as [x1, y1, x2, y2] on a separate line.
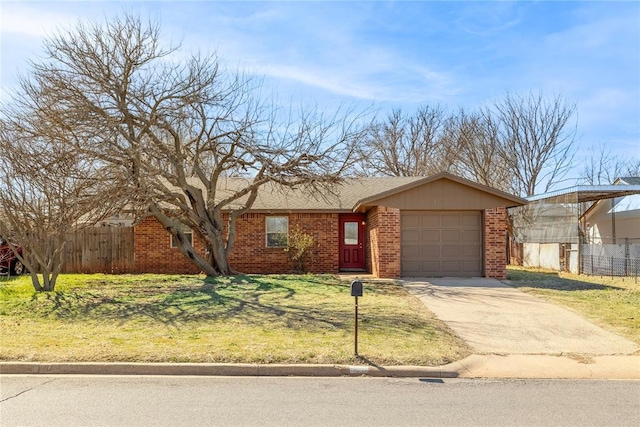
[62, 227, 135, 274]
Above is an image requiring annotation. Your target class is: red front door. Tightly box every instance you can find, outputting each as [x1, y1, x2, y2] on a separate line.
[339, 214, 365, 270]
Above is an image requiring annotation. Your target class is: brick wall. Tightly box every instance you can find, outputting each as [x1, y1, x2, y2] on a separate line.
[228, 212, 339, 274]
[134, 213, 339, 275]
[131, 207, 508, 278]
[134, 216, 204, 274]
[366, 206, 401, 278]
[365, 208, 379, 276]
[484, 207, 508, 279]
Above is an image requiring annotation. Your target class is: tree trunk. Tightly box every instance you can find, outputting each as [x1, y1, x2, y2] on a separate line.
[149, 206, 223, 276]
[29, 272, 44, 292]
[43, 272, 57, 292]
[173, 234, 219, 277]
[209, 230, 239, 275]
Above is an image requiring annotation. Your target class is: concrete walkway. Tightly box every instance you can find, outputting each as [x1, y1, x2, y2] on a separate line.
[403, 278, 639, 355]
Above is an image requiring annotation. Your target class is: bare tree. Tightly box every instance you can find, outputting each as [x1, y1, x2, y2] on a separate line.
[355, 105, 458, 177]
[580, 144, 640, 185]
[0, 118, 117, 291]
[15, 15, 366, 276]
[445, 110, 517, 193]
[489, 92, 577, 197]
[355, 94, 576, 198]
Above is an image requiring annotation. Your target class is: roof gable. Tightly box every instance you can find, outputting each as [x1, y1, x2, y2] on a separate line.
[583, 194, 640, 220]
[353, 172, 526, 211]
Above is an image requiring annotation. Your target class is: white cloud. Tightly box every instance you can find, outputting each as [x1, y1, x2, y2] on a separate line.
[0, 3, 77, 37]
[244, 56, 456, 105]
[257, 64, 379, 100]
[1, 1, 635, 156]
[176, 6, 456, 105]
[454, 1, 525, 36]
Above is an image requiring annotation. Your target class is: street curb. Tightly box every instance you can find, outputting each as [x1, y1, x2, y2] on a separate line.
[0, 362, 461, 378]
[3, 355, 638, 379]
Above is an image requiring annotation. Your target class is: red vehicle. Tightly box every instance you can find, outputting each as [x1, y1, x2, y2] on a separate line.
[0, 238, 24, 276]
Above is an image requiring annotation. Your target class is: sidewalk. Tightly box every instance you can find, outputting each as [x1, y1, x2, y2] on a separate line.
[454, 354, 640, 379]
[2, 354, 638, 379]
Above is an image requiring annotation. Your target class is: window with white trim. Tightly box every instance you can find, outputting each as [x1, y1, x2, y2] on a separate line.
[170, 223, 194, 248]
[266, 216, 288, 248]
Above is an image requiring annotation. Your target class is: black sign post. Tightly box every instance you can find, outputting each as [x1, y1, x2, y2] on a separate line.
[350, 280, 363, 356]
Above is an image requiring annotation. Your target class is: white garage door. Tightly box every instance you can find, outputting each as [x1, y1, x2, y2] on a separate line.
[401, 211, 483, 277]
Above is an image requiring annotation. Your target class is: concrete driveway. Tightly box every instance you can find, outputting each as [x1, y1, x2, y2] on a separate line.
[403, 278, 639, 355]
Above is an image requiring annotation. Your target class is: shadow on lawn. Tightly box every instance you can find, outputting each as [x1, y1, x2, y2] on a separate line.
[33, 275, 354, 330]
[29, 275, 432, 336]
[507, 269, 624, 292]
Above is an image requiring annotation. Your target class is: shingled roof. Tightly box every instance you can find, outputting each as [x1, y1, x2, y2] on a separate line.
[213, 176, 425, 212]
[208, 172, 526, 212]
[619, 177, 640, 185]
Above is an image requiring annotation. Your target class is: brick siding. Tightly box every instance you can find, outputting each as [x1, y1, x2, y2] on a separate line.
[484, 207, 508, 279]
[228, 212, 339, 274]
[134, 213, 339, 275]
[134, 216, 204, 274]
[366, 206, 401, 278]
[365, 208, 378, 275]
[135, 206, 508, 279]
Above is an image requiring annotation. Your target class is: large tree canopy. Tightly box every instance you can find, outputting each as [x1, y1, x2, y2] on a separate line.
[3, 15, 367, 278]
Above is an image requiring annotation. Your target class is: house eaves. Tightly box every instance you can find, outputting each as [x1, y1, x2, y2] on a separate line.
[159, 174, 526, 213]
[352, 172, 527, 211]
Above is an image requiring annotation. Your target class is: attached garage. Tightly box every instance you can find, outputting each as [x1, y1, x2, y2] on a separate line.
[355, 173, 526, 279]
[401, 211, 482, 277]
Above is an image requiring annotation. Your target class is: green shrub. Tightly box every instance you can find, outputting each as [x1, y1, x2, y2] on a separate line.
[284, 226, 316, 273]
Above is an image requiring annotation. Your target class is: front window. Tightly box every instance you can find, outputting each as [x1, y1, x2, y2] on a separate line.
[170, 223, 194, 248]
[266, 216, 288, 247]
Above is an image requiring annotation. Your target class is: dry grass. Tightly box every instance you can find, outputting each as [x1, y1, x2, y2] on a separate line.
[506, 266, 640, 345]
[0, 274, 470, 366]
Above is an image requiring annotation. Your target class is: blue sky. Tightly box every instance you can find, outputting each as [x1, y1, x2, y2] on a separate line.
[1, 1, 639, 165]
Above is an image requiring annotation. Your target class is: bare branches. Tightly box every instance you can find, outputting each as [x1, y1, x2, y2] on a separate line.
[446, 110, 517, 193]
[489, 92, 577, 196]
[3, 13, 370, 277]
[356, 106, 457, 177]
[580, 144, 640, 185]
[0, 113, 119, 291]
[356, 93, 577, 197]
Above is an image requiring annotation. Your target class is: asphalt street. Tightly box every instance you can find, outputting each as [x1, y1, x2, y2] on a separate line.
[1, 375, 639, 426]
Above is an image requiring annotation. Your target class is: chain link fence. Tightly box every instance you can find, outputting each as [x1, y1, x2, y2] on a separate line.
[581, 238, 640, 278]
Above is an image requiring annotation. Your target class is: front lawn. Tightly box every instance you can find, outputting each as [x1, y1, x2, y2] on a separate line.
[506, 266, 640, 345]
[0, 274, 470, 366]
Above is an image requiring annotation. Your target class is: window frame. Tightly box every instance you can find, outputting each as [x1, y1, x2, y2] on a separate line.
[265, 216, 289, 248]
[343, 221, 360, 245]
[170, 224, 194, 248]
